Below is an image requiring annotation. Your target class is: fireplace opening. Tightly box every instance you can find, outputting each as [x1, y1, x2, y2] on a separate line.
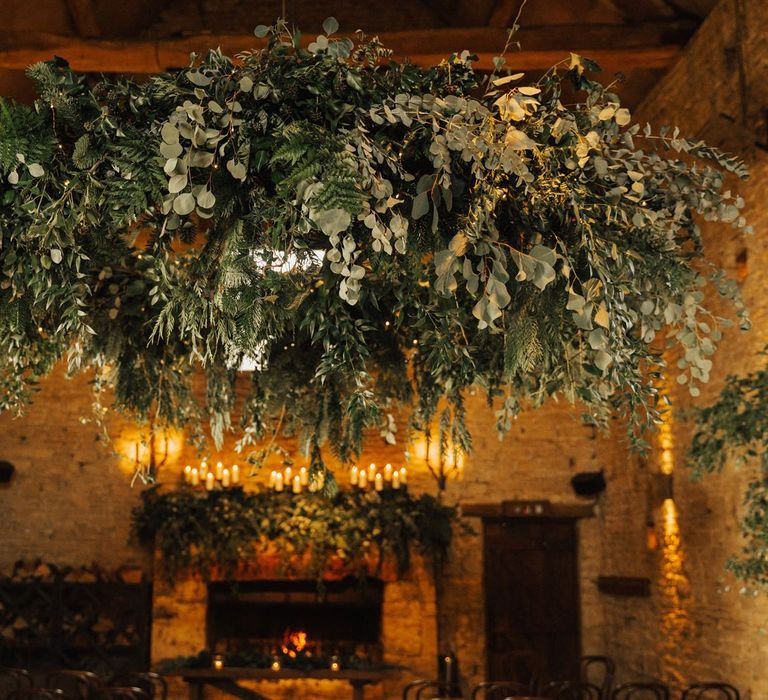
[207, 577, 384, 659]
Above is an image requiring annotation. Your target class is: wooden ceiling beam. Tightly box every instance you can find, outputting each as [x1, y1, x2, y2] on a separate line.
[0, 22, 695, 74]
[64, 0, 101, 38]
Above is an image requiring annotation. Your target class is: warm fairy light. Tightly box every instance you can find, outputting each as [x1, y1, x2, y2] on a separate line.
[657, 497, 693, 685]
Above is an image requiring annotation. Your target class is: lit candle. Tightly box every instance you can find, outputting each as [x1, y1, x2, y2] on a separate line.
[293, 475, 301, 494]
[384, 463, 393, 481]
[213, 654, 223, 670]
[184, 465, 192, 483]
[284, 466, 292, 482]
[358, 469, 368, 489]
[269, 470, 276, 488]
[271, 657, 281, 671]
[215, 461, 224, 480]
[205, 472, 215, 491]
[191, 467, 200, 486]
[200, 460, 208, 476]
[231, 464, 240, 484]
[275, 472, 284, 492]
[392, 470, 400, 489]
[350, 465, 359, 485]
[330, 656, 340, 672]
[299, 467, 308, 485]
[399, 466, 407, 484]
[222, 468, 231, 487]
[367, 463, 376, 482]
[375, 473, 384, 492]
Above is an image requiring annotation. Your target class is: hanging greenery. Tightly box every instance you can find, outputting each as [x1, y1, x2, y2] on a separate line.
[689, 348, 768, 587]
[133, 486, 459, 582]
[0, 18, 751, 476]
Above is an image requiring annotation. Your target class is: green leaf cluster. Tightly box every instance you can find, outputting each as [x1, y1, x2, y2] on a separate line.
[0, 19, 751, 472]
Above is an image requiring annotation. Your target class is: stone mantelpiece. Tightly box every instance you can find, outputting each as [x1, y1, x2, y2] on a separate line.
[151, 548, 438, 700]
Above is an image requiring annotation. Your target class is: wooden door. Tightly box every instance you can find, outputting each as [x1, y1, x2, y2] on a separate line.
[484, 518, 580, 689]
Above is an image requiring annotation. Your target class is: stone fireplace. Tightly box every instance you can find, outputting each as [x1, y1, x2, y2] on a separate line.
[151, 548, 438, 700]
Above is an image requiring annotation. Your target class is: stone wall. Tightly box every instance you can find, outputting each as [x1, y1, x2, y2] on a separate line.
[593, 0, 768, 696]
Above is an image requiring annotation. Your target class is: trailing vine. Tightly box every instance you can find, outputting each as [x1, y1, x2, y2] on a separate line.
[0, 18, 751, 478]
[133, 486, 459, 582]
[689, 348, 768, 587]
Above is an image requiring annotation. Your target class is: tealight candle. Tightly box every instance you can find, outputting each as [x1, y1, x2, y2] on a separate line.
[358, 469, 368, 489]
[184, 465, 192, 483]
[392, 470, 400, 489]
[293, 475, 301, 494]
[215, 461, 224, 480]
[375, 473, 384, 491]
[299, 466, 308, 485]
[384, 463, 393, 481]
[271, 657, 281, 671]
[213, 654, 224, 670]
[205, 472, 215, 491]
[367, 463, 376, 482]
[222, 468, 231, 487]
[191, 467, 200, 486]
[330, 656, 340, 672]
[231, 464, 240, 484]
[275, 472, 284, 492]
[350, 465, 359, 485]
[399, 466, 407, 484]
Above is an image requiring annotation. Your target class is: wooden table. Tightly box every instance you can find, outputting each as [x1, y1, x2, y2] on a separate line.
[169, 667, 399, 700]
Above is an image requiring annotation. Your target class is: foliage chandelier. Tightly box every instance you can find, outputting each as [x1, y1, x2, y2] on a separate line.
[0, 18, 751, 481]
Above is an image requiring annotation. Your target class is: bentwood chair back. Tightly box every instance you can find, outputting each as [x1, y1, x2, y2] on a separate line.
[547, 681, 602, 700]
[681, 683, 740, 700]
[611, 683, 670, 700]
[403, 680, 440, 699]
[109, 675, 166, 700]
[472, 681, 530, 699]
[1, 668, 34, 700]
[45, 671, 101, 700]
[93, 688, 149, 700]
[573, 657, 616, 699]
[8, 690, 65, 700]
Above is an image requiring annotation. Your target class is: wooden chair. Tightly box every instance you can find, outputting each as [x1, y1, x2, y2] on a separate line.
[8, 691, 64, 700]
[403, 680, 440, 699]
[44, 672, 101, 700]
[472, 681, 530, 699]
[681, 683, 740, 700]
[611, 683, 670, 700]
[93, 688, 149, 700]
[109, 675, 166, 700]
[547, 681, 602, 700]
[1, 668, 34, 700]
[573, 657, 616, 699]
[497, 651, 544, 695]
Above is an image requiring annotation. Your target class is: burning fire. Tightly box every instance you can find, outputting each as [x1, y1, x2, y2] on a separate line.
[281, 629, 309, 658]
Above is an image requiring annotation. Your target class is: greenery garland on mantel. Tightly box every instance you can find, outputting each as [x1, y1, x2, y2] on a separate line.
[133, 486, 459, 582]
[0, 17, 751, 478]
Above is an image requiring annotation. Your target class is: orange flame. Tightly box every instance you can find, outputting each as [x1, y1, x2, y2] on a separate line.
[281, 630, 309, 658]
